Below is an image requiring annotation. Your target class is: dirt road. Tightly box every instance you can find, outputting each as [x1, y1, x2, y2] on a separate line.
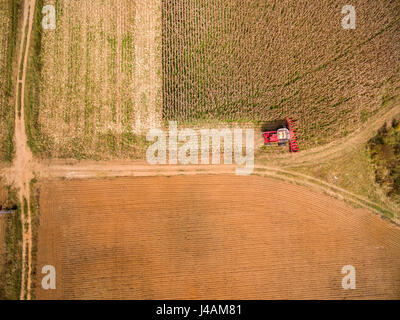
[12, 0, 35, 300]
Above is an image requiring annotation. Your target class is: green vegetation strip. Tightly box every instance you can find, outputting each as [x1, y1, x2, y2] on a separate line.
[0, 187, 22, 300]
[254, 167, 396, 220]
[0, 0, 22, 162]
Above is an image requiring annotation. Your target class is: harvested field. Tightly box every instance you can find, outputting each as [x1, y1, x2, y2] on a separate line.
[0, 0, 21, 162]
[35, 175, 400, 299]
[26, 0, 162, 159]
[162, 0, 400, 148]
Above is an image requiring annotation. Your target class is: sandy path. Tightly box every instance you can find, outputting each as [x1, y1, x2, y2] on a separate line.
[12, 0, 35, 300]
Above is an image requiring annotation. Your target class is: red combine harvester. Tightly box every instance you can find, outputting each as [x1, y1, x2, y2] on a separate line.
[262, 118, 299, 152]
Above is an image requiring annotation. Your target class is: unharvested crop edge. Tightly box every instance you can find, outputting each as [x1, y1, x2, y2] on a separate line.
[0, 186, 22, 300]
[29, 177, 39, 300]
[1, 0, 22, 163]
[25, 0, 51, 158]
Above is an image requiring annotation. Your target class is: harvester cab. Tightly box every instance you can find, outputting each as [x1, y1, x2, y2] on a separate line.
[262, 118, 299, 152]
[276, 128, 290, 145]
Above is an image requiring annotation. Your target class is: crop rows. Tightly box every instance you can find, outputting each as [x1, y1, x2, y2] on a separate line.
[162, 0, 400, 148]
[25, 0, 150, 159]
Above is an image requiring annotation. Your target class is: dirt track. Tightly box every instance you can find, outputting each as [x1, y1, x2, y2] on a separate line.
[35, 175, 400, 299]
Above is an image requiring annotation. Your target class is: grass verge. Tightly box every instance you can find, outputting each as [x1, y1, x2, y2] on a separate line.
[0, 186, 22, 300]
[0, 0, 23, 162]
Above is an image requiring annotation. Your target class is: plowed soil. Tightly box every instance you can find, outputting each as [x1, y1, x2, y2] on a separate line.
[35, 175, 400, 299]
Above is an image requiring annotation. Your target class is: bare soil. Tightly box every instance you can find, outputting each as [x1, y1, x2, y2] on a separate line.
[35, 175, 400, 299]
